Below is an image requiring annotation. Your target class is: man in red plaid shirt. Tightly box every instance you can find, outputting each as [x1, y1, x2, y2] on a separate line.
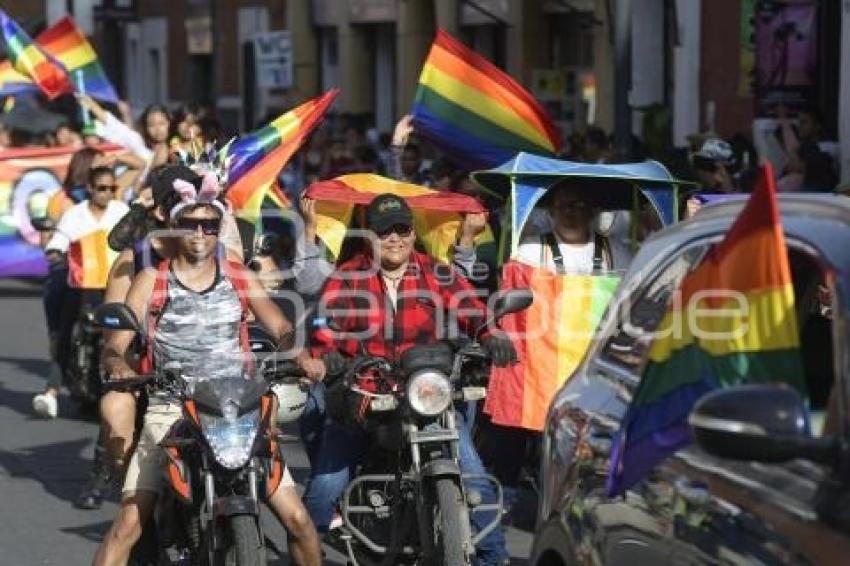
[303, 193, 515, 565]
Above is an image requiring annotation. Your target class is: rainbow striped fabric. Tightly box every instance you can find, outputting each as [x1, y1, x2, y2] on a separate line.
[0, 16, 116, 102]
[485, 263, 620, 431]
[0, 10, 73, 99]
[226, 90, 339, 223]
[304, 173, 492, 264]
[67, 229, 118, 289]
[606, 163, 804, 496]
[412, 29, 561, 170]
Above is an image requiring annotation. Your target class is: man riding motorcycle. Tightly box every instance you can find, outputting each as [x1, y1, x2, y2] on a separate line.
[303, 193, 517, 566]
[93, 168, 324, 566]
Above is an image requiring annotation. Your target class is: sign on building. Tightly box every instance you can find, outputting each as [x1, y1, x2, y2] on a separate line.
[254, 31, 293, 89]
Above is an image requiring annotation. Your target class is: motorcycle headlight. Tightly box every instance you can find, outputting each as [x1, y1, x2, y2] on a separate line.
[407, 370, 452, 417]
[199, 405, 260, 470]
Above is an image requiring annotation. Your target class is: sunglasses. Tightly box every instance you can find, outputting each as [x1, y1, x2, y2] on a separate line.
[175, 217, 221, 236]
[93, 184, 118, 193]
[377, 224, 413, 239]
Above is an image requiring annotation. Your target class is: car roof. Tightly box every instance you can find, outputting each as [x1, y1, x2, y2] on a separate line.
[630, 194, 850, 303]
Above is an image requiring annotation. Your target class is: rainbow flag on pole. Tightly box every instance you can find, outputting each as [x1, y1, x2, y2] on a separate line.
[412, 29, 561, 170]
[226, 89, 339, 223]
[484, 263, 620, 431]
[304, 173, 492, 264]
[606, 163, 803, 496]
[0, 10, 73, 99]
[0, 16, 116, 102]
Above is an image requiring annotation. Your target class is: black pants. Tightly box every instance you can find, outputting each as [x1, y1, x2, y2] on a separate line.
[56, 288, 104, 386]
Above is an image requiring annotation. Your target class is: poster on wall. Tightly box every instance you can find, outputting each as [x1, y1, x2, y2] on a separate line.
[753, 1, 818, 115]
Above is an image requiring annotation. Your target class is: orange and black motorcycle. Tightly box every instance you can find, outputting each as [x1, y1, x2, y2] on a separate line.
[97, 304, 299, 566]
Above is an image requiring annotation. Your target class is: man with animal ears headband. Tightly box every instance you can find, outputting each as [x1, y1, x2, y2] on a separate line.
[94, 164, 324, 565]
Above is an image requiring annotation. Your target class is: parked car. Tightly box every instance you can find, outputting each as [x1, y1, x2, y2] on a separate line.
[530, 195, 850, 566]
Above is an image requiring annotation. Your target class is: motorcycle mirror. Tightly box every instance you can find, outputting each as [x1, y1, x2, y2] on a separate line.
[475, 289, 533, 338]
[30, 216, 56, 232]
[493, 288, 533, 320]
[93, 302, 142, 333]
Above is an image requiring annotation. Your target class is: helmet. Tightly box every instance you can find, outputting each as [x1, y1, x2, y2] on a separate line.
[271, 382, 309, 424]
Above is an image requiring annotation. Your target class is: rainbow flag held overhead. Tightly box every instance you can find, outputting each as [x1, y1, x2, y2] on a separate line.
[484, 262, 620, 431]
[0, 16, 117, 102]
[606, 162, 804, 497]
[0, 10, 73, 99]
[412, 29, 561, 170]
[304, 173, 492, 264]
[226, 89, 339, 223]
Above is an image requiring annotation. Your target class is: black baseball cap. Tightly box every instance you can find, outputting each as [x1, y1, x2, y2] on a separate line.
[366, 193, 413, 233]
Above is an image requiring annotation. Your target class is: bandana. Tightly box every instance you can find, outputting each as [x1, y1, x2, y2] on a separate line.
[169, 171, 226, 219]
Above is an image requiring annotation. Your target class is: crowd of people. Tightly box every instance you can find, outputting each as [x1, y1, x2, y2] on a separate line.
[5, 89, 846, 566]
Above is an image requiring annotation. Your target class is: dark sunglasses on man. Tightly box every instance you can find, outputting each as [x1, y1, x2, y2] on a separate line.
[175, 217, 221, 236]
[93, 184, 118, 193]
[376, 223, 413, 240]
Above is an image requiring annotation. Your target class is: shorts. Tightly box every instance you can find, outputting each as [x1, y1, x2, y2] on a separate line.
[123, 402, 295, 496]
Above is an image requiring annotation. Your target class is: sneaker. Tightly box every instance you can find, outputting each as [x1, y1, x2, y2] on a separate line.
[328, 511, 343, 531]
[33, 392, 58, 419]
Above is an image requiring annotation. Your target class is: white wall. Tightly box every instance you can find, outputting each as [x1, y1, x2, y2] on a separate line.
[672, 0, 701, 146]
[631, 0, 665, 135]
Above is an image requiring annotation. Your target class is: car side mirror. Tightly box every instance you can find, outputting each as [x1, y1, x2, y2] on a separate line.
[30, 217, 55, 232]
[93, 302, 142, 333]
[689, 385, 838, 467]
[493, 288, 533, 321]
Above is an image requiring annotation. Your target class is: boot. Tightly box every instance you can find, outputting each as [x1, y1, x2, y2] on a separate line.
[75, 443, 112, 510]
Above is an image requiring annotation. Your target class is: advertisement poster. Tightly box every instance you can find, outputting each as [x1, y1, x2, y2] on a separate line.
[753, 1, 818, 114]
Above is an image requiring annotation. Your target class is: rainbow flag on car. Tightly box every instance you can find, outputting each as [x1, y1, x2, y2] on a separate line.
[0, 16, 116, 102]
[606, 163, 804, 497]
[226, 89, 339, 223]
[484, 262, 620, 431]
[304, 173, 492, 264]
[0, 10, 73, 99]
[412, 29, 561, 170]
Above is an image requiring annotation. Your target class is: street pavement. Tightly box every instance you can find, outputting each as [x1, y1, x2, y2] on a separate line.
[0, 279, 533, 565]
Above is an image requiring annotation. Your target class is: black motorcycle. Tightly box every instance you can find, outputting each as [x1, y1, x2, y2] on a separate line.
[95, 302, 302, 566]
[33, 216, 104, 410]
[325, 289, 533, 566]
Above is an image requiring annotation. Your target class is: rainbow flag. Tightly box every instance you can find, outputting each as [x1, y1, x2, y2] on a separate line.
[226, 89, 339, 223]
[484, 262, 620, 431]
[606, 163, 803, 497]
[0, 17, 116, 102]
[0, 10, 73, 99]
[412, 29, 561, 170]
[304, 173, 492, 264]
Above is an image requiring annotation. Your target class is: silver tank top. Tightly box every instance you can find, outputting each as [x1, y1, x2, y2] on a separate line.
[152, 264, 245, 386]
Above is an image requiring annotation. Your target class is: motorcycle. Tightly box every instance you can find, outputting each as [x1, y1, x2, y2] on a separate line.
[95, 302, 304, 566]
[33, 216, 104, 410]
[324, 289, 533, 566]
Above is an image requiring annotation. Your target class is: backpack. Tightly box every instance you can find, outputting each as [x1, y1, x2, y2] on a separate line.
[139, 259, 252, 374]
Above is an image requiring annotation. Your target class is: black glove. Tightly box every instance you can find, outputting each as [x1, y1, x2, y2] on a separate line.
[322, 351, 347, 376]
[481, 332, 517, 367]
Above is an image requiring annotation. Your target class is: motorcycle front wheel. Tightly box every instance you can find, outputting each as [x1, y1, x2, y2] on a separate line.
[222, 515, 266, 566]
[431, 478, 472, 566]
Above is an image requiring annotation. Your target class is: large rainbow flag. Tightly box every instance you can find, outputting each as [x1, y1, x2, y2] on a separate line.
[606, 163, 803, 496]
[412, 29, 561, 170]
[484, 262, 620, 431]
[0, 10, 73, 99]
[304, 173, 492, 264]
[0, 16, 116, 102]
[226, 89, 339, 223]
